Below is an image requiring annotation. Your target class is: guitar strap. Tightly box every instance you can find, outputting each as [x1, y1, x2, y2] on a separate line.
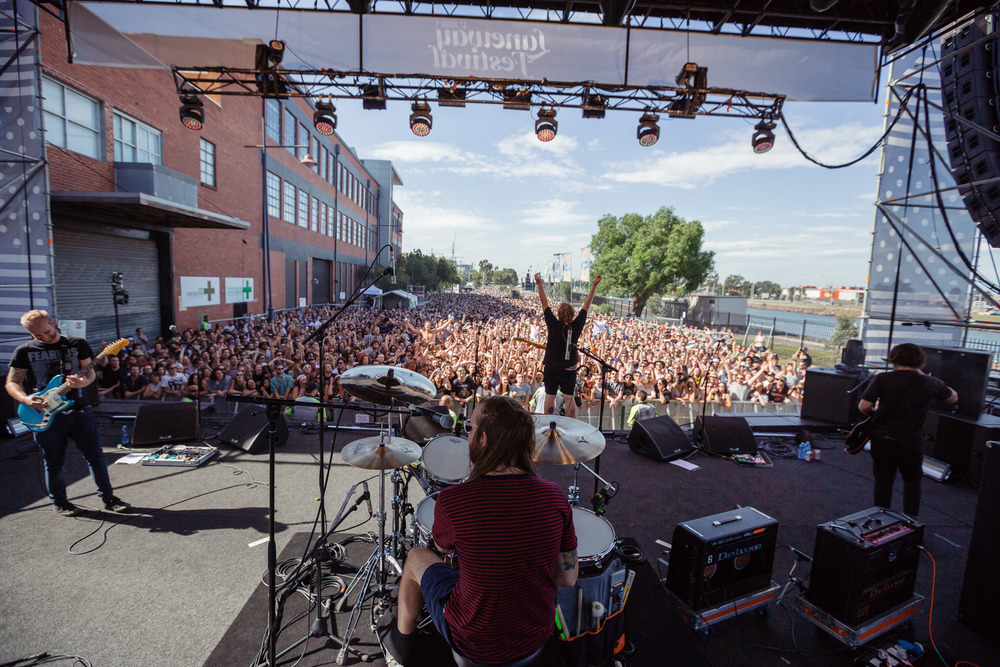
[58, 337, 80, 402]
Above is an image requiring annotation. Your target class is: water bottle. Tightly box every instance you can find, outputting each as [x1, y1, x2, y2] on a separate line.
[798, 441, 809, 460]
[121, 424, 130, 446]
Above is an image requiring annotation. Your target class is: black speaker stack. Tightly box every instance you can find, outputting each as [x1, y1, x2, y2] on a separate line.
[666, 507, 778, 611]
[627, 414, 692, 462]
[942, 12, 1000, 246]
[800, 368, 865, 426]
[959, 441, 1000, 645]
[920, 345, 990, 420]
[807, 508, 924, 627]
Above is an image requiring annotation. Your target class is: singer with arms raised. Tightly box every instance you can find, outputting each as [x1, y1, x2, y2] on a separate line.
[6, 310, 129, 516]
[534, 272, 601, 419]
[380, 396, 578, 665]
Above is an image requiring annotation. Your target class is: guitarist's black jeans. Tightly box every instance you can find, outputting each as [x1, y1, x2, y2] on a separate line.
[870, 435, 923, 517]
[35, 407, 113, 505]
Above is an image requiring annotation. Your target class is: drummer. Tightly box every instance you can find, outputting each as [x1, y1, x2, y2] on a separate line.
[380, 395, 578, 665]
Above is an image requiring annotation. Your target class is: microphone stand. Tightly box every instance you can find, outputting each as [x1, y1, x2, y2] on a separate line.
[571, 343, 616, 496]
[303, 245, 393, 534]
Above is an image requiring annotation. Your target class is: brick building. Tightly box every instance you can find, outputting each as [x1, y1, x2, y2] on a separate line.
[1, 6, 403, 357]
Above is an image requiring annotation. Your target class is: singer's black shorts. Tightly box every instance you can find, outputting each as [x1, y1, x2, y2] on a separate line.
[543, 369, 577, 397]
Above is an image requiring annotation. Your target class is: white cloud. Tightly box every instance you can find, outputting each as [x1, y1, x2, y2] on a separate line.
[518, 199, 595, 227]
[366, 140, 477, 164]
[604, 122, 881, 189]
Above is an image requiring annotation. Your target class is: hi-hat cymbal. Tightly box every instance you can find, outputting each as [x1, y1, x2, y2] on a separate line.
[341, 435, 422, 470]
[339, 365, 436, 406]
[532, 415, 606, 465]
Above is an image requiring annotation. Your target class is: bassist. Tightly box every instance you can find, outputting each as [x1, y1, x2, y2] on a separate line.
[857, 343, 956, 517]
[6, 310, 129, 516]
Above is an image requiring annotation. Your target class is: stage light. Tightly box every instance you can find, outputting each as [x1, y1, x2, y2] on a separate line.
[312, 100, 337, 136]
[752, 120, 776, 153]
[582, 92, 607, 119]
[254, 42, 288, 98]
[637, 111, 660, 147]
[409, 101, 432, 136]
[535, 108, 557, 142]
[266, 40, 285, 66]
[179, 95, 204, 130]
[362, 83, 387, 110]
[675, 62, 699, 87]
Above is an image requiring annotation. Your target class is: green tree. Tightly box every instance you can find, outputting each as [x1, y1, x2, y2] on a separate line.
[826, 313, 859, 350]
[477, 259, 495, 286]
[753, 280, 782, 299]
[387, 250, 460, 293]
[494, 268, 519, 286]
[591, 207, 714, 316]
[723, 274, 747, 296]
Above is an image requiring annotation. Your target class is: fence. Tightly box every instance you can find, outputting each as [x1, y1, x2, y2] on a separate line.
[572, 398, 800, 431]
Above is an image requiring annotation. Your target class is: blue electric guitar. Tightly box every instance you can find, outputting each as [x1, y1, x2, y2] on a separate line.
[18, 338, 130, 432]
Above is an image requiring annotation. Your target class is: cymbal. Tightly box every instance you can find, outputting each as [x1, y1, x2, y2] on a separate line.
[532, 415, 606, 465]
[339, 365, 436, 406]
[341, 435, 422, 470]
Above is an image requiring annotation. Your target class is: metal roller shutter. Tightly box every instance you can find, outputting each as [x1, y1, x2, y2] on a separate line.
[53, 228, 162, 347]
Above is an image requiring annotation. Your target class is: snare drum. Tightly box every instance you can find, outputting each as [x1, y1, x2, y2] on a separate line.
[572, 507, 617, 573]
[413, 495, 437, 547]
[420, 435, 472, 490]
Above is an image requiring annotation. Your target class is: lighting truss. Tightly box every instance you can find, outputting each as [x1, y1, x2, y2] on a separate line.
[170, 68, 785, 122]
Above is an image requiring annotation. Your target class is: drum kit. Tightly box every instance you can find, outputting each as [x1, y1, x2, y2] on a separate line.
[325, 365, 622, 662]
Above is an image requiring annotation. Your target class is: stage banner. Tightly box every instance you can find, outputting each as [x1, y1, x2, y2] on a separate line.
[224, 277, 256, 304]
[180, 276, 221, 308]
[561, 253, 572, 282]
[580, 247, 591, 282]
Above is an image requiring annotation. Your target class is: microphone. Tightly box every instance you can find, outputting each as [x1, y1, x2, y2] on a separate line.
[408, 404, 456, 430]
[169, 324, 178, 338]
[590, 481, 616, 513]
[389, 246, 396, 279]
[361, 481, 373, 516]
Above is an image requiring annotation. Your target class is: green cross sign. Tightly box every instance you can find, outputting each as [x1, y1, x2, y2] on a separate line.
[242, 280, 252, 299]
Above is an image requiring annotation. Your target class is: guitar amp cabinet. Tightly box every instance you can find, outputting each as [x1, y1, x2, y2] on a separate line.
[666, 507, 778, 611]
[807, 508, 924, 627]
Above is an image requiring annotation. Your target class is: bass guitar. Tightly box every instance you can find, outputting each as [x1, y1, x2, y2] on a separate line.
[18, 338, 130, 432]
[844, 413, 878, 454]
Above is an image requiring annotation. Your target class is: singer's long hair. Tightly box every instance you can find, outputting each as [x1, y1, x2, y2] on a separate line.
[556, 302, 574, 324]
[468, 395, 536, 480]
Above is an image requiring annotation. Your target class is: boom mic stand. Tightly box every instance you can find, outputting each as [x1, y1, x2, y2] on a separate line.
[571, 343, 616, 495]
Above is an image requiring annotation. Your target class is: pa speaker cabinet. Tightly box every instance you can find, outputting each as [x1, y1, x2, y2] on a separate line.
[800, 368, 863, 425]
[693, 415, 757, 454]
[959, 442, 1000, 645]
[666, 507, 778, 611]
[807, 507, 924, 627]
[921, 346, 990, 420]
[627, 414, 692, 462]
[932, 413, 1000, 484]
[218, 407, 289, 454]
[132, 402, 198, 447]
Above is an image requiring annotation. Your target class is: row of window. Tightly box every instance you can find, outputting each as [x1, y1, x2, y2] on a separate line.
[42, 76, 218, 187]
[266, 171, 375, 251]
[265, 100, 376, 215]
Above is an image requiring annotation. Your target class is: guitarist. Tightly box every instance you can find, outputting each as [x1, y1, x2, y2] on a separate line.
[857, 343, 957, 517]
[6, 310, 129, 517]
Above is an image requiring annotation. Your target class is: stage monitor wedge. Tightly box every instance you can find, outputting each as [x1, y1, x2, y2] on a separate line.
[132, 402, 198, 447]
[693, 415, 757, 454]
[218, 407, 289, 455]
[628, 414, 692, 462]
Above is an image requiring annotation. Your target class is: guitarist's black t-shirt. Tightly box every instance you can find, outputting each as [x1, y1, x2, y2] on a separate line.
[10, 336, 94, 407]
[860, 369, 952, 441]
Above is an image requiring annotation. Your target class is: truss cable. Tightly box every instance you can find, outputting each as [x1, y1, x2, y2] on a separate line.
[778, 84, 920, 170]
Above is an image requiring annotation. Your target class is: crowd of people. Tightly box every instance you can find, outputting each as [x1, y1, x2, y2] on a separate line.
[90, 287, 813, 421]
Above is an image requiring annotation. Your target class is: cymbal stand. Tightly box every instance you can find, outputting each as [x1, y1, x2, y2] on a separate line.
[336, 423, 404, 665]
[568, 461, 616, 512]
[572, 343, 617, 495]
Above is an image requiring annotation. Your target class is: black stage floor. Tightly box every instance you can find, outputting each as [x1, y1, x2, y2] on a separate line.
[0, 406, 997, 667]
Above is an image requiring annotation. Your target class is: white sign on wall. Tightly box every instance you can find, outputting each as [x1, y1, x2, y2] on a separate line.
[180, 276, 221, 308]
[224, 277, 256, 304]
[58, 319, 87, 340]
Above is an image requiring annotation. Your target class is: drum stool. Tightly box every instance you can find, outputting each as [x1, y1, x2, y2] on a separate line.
[450, 642, 544, 667]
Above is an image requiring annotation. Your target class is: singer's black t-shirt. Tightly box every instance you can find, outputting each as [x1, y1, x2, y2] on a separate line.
[542, 307, 588, 372]
[10, 336, 94, 407]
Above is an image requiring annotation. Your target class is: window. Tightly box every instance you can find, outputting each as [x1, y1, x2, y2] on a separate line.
[298, 190, 308, 228]
[324, 205, 332, 236]
[311, 196, 319, 232]
[199, 139, 216, 186]
[113, 112, 161, 164]
[283, 108, 296, 155]
[283, 181, 296, 223]
[298, 123, 309, 160]
[265, 100, 281, 141]
[41, 77, 101, 159]
[266, 171, 281, 218]
[319, 147, 328, 181]
[338, 212, 344, 241]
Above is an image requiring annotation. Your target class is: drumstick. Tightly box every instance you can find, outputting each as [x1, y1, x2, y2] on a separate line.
[575, 588, 583, 636]
[554, 604, 568, 640]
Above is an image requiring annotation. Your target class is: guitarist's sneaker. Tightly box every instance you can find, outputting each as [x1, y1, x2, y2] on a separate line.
[53, 501, 82, 517]
[102, 496, 130, 513]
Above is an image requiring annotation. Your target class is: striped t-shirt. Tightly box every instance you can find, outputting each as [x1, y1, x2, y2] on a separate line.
[433, 473, 577, 663]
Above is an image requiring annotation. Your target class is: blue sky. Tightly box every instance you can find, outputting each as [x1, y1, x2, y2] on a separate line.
[338, 94, 889, 289]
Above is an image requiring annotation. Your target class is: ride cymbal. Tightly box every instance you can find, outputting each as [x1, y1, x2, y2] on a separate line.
[339, 365, 436, 406]
[341, 435, 422, 470]
[532, 415, 606, 465]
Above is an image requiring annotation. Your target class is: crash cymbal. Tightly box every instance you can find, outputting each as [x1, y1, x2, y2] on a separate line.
[339, 365, 436, 406]
[532, 415, 606, 465]
[341, 435, 422, 470]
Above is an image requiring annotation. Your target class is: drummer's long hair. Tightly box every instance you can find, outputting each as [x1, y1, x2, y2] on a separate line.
[468, 395, 536, 480]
